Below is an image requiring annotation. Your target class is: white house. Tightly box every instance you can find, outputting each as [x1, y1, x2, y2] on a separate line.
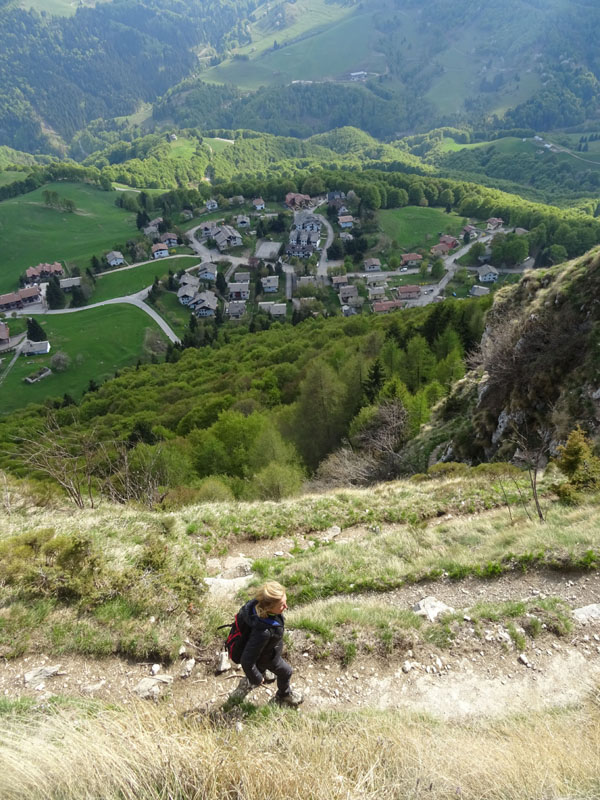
[190, 290, 218, 317]
[252, 198, 265, 211]
[368, 286, 386, 300]
[228, 281, 250, 300]
[151, 243, 169, 259]
[364, 258, 381, 272]
[23, 339, 51, 355]
[261, 275, 279, 293]
[477, 265, 499, 282]
[197, 263, 217, 281]
[206, 198, 218, 211]
[215, 225, 243, 251]
[106, 250, 124, 267]
[236, 215, 251, 228]
[177, 285, 197, 305]
[160, 232, 178, 247]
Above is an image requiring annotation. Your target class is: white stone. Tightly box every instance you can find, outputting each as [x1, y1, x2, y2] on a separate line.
[222, 555, 252, 579]
[216, 651, 231, 674]
[134, 675, 173, 700]
[204, 574, 253, 598]
[151, 664, 161, 675]
[180, 659, 196, 679]
[24, 665, 61, 685]
[402, 661, 412, 673]
[574, 604, 600, 624]
[413, 596, 455, 622]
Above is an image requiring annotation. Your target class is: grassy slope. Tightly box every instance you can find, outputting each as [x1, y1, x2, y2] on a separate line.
[0, 182, 136, 294]
[378, 207, 466, 250]
[0, 305, 167, 412]
[90, 256, 199, 303]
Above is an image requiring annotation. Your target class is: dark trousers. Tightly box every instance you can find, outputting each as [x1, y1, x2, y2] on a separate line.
[257, 653, 292, 695]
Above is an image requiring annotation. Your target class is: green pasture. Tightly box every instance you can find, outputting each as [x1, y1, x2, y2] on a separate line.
[91, 256, 198, 303]
[378, 207, 465, 251]
[0, 182, 137, 294]
[203, 10, 382, 90]
[204, 138, 234, 154]
[19, 0, 111, 16]
[152, 289, 192, 339]
[0, 305, 167, 414]
[168, 138, 198, 160]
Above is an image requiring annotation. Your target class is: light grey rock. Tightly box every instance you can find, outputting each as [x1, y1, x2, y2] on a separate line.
[134, 675, 173, 700]
[327, 526, 341, 538]
[204, 574, 253, 598]
[83, 680, 106, 693]
[222, 555, 252, 579]
[216, 651, 231, 674]
[518, 653, 530, 666]
[205, 558, 222, 575]
[151, 663, 161, 675]
[24, 665, 61, 685]
[178, 644, 188, 657]
[574, 604, 600, 624]
[402, 661, 412, 673]
[413, 596, 455, 622]
[180, 659, 196, 679]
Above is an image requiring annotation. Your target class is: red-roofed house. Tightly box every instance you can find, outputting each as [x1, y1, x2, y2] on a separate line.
[487, 217, 503, 230]
[396, 285, 421, 300]
[253, 198, 265, 211]
[439, 235, 459, 248]
[285, 192, 311, 209]
[430, 243, 452, 257]
[25, 262, 64, 284]
[373, 299, 405, 314]
[151, 243, 169, 259]
[401, 253, 422, 267]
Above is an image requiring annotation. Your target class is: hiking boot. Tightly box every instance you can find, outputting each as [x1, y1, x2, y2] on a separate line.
[274, 688, 304, 707]
[263, 670, 276, 684]
[228, 677, 252, 702]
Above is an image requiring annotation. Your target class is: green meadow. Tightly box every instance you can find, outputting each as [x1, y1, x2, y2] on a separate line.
[203, 8, 382, 90]
[378, 207, 466, 251]
[0, 305, 167, 414]
[91, 257, 199, 303]
[0, 182, 137, 294]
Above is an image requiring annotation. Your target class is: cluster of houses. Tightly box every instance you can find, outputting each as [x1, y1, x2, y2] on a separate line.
[198, 221, 243, 252]
[286, 211, 322, 259]
[0, 286, 42, 312]
[176, 263, 284, 320]
[327, 191, 355, 231]
[24, 262, 64, 284]
[328, 256, 424, 315]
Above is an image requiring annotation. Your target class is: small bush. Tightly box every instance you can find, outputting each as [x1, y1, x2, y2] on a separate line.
[427, 462, 469, 478]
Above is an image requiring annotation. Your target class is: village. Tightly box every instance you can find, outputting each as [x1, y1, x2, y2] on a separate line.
[0, 189, 528, 380]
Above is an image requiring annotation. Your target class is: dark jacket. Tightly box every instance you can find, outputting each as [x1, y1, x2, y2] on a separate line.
[238, 599, 284, 685]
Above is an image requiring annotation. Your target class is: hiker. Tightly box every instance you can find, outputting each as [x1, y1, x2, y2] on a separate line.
[228, 581, 303, 707]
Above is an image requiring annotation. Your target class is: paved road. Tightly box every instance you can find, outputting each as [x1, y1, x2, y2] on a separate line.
[0, 335, 27, 387]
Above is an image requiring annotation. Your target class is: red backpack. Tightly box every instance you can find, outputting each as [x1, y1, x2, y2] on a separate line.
[220, 612, 251, 664]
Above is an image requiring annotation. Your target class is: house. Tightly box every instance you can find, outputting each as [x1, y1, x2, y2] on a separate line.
[364, 258, 381, 272]
[341, 304, 357, 317]
[236, 215, 251, 228]
[261, 275, 279, 293]
[439, 235, 459, 248]
[214, 225, 242, 251]
[59, 277, 81, 292]
[234, 271, 250, 283]
[197, 263, 217, 281]
[373, 299, 405, 314]
[285, 192, 311, 209]
[430, 243, 452, 257]
[179, 273, 200, 289]
[229, 195, 245, 206]
[336, 205, 349, 216]
[328, 197, 348, 212]
[106, 251, 124, 267]
[177, 285, 198, 305]
[340, 285, 359, 303]
[295, 212, 322, 233]
[401, 253, 422, 267]
[143, 217, 163, 236]
[397, 285, 421, 301]
[19, 286, 42, 305]
[199, 221, 219, 239]
[338, 215, 354, 229]
[477, 265, 499, 282]
[487, 217, 503, 230]
[331, 275, 349, 290]
[252, 198, 265, 211]
[227, 281, 250, 300]
[191, 291, 218, 317]
[25, 262, 64, 283]
[0, 292, 25, 312]
[23, 339, 51, 355]
[225, 300, 246, 319]
[160, 232, 178, 247]
[258, 301, 286, 317]
[462, 225, 479, 238]
[151, 243, 169, 259]
[366, 273, 387, 286]
[0, 321, 9, 346]
[470, 285, 490, 297]
[206, 198, 219, 211]
[368, 286, 386, 300]
[340, 232, 354, 242]
[181, 209, 194, 221]
[327, 190, 346, 203]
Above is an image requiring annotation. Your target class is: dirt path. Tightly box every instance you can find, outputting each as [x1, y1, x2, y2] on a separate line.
[3, 524, 600, 720]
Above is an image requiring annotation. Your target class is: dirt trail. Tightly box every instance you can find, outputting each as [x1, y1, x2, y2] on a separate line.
[3, 524, 600, 720]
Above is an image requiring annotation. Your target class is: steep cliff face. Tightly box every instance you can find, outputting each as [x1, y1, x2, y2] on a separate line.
[441, 249, 600, 464]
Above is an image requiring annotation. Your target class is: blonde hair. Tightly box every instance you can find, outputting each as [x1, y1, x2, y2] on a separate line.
[253, 581, 286, 618]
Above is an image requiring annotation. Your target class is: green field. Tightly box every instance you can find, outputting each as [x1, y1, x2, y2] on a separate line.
[203, 138, 234, 155]
[152, 289, 193, 339]
[0, 182, 137, 294]
[91, 257, 199, 303]
[378, 207, 466, 251]
[0, 305, 167, 414]
[203, 8, 382, 90]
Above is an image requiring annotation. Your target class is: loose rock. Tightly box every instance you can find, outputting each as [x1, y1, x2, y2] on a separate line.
[413, 596, 455, 622]
[24, 665, 61, 685]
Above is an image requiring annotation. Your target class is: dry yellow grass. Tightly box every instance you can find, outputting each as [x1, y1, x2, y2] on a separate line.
[1, 699, 599, 799]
